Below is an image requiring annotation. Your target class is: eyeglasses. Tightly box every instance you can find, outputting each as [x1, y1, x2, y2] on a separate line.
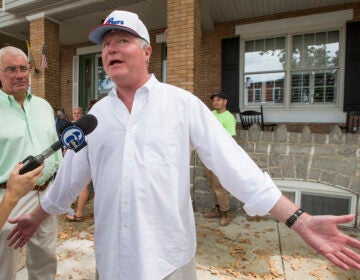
[0, 65, 30, 74]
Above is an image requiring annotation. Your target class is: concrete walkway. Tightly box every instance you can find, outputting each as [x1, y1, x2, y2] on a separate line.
[17, 212, 359, 279]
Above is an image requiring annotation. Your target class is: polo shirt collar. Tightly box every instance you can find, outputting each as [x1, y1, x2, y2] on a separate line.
[0, 89, 31, 106]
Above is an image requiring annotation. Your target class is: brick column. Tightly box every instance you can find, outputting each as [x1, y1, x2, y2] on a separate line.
[29, 17, 60, 107]
[354, 2, 360, 21]
[167, 0, 201, 95]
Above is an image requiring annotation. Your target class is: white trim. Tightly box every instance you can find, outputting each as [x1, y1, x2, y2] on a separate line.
[25, 13, 60, 24]
[274, 179, 357, 227]
[77, 45, 101, 56]
[338, 24, 347, 111]
[0, 15, 26, 27]
[274, 180, 357, 195]
[72, 56, 79, 109]
[236, 10, 353, 39]
[263, 108, 346, 123]
[26, 12, 45, 21]
[94, 53, 101, 99]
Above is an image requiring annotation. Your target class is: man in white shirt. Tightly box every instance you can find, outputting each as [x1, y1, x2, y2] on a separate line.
[7, 10, 360, 280]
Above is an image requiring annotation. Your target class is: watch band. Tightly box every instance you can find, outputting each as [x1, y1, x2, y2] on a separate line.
[286, 209, 304, 228]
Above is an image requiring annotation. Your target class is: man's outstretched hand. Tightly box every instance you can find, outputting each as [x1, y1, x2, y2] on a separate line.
[293, 213, 360, 270]
[7, 204, 48, 249]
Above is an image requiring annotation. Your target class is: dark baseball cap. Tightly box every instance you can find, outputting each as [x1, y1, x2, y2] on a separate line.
[210, 92, 228, 100]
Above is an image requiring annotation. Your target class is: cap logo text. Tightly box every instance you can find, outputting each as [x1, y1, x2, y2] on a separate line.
[106, 17, 124, 25]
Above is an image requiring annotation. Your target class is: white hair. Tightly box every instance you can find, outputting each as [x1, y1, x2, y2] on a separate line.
[0, 46, 27, 68]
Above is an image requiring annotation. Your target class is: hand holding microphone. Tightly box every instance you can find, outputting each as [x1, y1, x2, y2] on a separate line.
[19, 114, 98, 174]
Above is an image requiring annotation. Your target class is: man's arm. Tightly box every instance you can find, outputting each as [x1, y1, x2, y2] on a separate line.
[0, 163, 43, 230]
[7, 146, 91, 249]
[270, 195, 360, 270]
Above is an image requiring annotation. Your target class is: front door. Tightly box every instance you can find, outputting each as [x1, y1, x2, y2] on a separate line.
[79, 53, 113, 112]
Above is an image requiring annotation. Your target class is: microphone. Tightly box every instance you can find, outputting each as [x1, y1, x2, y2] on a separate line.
[19, 114, 98, 175]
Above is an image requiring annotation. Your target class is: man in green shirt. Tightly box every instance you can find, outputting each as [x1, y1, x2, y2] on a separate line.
[0, 46, 62, 280]
[203, 92, 236, 226]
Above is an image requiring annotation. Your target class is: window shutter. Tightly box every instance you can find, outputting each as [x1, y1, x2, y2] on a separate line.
[221, 37, 240, 113]
[344, 21, 360, 111]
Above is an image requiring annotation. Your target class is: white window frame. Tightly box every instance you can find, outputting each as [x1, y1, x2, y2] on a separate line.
[254, 88, 262, 103]
[274, 179, 357, 227]
[273, 87, 281, 103]
[156, 33, 167, 83]
[236, 10, 353, 124]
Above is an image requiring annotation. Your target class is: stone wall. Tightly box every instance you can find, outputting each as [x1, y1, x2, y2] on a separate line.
[191, 124, 360, 228]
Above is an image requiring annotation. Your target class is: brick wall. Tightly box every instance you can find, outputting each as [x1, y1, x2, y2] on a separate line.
[59, 45, 76, 117]
[29, 18, 59, 107]
[167, 0, 199, 93]
[192, 124, 360, 228]
[148, 29, 164, 81]
[200, 21, 235, 108]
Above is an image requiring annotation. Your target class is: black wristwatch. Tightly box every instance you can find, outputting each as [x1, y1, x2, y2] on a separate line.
[286, 209, 305, 228]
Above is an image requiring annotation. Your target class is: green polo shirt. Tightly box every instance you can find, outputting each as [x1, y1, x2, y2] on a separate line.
[212, 110, 237, 136]
[0, 90, 62, 185]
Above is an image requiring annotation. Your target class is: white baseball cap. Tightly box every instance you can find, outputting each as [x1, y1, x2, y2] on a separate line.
[88, 10, 150, 45]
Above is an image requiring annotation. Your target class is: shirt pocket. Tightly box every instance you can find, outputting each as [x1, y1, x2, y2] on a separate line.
[145, 129, 178, 165]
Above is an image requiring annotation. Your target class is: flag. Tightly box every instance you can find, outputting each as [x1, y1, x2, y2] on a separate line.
[41, 44, 48, 69]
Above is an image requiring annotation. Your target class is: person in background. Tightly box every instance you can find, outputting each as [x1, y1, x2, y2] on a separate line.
[0, 46, 61, 280]
[7, 11, 360, 280]
[203, 92, 236, 226]
[54, 107, 69, 138]
[71, 106, 83, 122]
[0, 163, 43, 230]
[65, 106, 91, 222]
[87, 98, 98, 113]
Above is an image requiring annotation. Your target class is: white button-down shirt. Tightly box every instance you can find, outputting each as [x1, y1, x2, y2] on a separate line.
[42, 75, 281, 279]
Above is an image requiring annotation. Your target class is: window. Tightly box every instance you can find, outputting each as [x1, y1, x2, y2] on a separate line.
[96, 55, 114, 100]
[244, 37, 285, 105]
[275, 180, 357, 227]
[243, 30, 340, 107]
[291, 31, 339, 104]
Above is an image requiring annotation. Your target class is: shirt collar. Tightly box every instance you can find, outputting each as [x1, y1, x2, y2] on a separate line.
[109, 74, 158, 102]
[0, 89, 32, 106]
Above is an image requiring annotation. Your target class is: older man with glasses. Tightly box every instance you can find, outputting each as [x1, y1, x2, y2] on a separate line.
[0, 46, 61, 280]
